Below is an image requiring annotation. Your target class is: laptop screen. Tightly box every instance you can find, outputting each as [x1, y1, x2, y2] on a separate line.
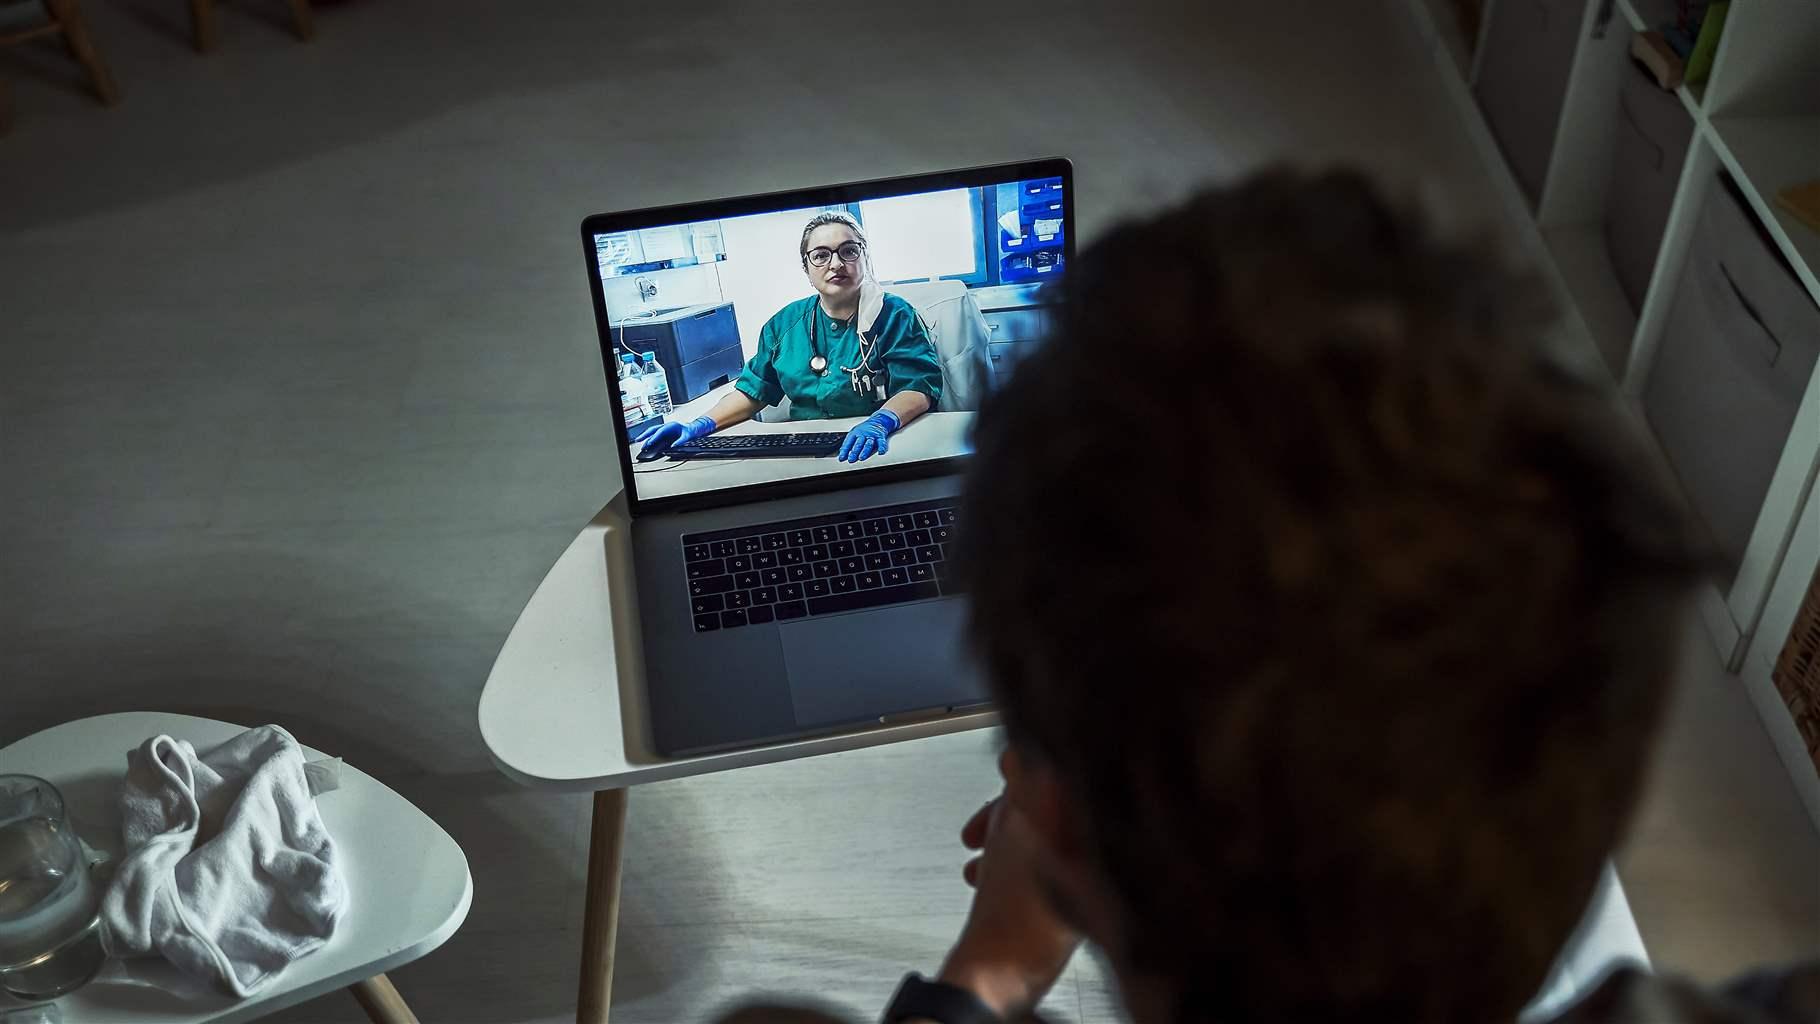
[586, 161, 1072, 507]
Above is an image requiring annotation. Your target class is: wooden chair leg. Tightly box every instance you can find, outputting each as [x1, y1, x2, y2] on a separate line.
[188, 0, 217, 53]
[350, 973, 421, 1024]
[43, 0, 119, 106]
[285, 0, 314, 41]
[576, 788, 629, 1024]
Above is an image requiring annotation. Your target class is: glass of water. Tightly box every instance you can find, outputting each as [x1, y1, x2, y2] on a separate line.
[0, 776, 105, 1001]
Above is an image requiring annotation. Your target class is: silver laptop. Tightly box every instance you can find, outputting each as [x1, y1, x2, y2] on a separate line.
[581, 159, 1073, 756]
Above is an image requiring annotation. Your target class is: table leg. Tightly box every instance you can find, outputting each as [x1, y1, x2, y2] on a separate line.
[285, 0, 314, 41]
[44, 0, 119, 106]
[188, 0, 216, 52]
[350, 973, 420, 1024]
[577, 787, 629, 1024]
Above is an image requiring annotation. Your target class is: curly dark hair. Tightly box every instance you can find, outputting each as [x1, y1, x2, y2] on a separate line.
[957, 170, 1708, 1024]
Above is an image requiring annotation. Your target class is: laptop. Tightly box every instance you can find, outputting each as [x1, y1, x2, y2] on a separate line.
[581, 158, 1074, 756]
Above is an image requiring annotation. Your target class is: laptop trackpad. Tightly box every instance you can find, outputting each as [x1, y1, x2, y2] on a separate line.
[779, 599, 986, 728]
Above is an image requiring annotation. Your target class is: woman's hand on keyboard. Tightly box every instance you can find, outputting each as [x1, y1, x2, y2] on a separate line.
[837, 409, 901, 463]
[642, 415, 717, 454]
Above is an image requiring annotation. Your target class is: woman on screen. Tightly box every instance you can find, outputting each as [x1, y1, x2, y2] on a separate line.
[637, 211, 943, 463]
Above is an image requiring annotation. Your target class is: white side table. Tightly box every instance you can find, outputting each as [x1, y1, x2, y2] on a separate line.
[0, 712, 472, 1024]
[478, 495, 996, 1023]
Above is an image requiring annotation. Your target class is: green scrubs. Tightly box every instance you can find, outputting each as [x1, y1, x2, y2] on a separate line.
[734, 294, 943, 420]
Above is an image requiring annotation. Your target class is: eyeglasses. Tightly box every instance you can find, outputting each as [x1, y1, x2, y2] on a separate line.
[805, 241, 864, 268]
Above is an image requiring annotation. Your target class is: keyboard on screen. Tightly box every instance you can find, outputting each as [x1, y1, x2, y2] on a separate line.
[681, 498, 960, 632]
[668, 433, 847, 458]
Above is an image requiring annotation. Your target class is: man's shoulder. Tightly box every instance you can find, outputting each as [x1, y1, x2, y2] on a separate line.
[1550, 964, 1820, 1024]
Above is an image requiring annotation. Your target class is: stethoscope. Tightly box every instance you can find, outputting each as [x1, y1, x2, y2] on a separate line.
[809, 305, 884, 400]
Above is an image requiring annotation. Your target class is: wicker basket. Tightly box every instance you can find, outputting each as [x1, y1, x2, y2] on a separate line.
[1772, 559, 1820, 779]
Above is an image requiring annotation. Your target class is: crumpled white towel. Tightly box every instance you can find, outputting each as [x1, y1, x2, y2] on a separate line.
[100, 725, 348, 996]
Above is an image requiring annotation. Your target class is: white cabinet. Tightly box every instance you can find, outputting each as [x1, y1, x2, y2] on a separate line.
[1741, 469, 1820, 835]
[1408, 0, 1820, 676]
[1408, 0, 1820, 818]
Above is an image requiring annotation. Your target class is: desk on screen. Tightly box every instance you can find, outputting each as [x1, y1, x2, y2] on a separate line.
[628, 382, 974, 501]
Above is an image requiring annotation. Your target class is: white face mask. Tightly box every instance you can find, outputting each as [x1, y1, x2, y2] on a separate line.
[857, 250, 882, 335]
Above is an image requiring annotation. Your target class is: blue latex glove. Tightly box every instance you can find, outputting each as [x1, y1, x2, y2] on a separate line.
[640, 415, 716, 455]
[837, 409, 900, 463]
[627, 417, 667, 444]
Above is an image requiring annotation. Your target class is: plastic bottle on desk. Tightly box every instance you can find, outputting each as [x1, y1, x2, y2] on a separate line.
[639, 353, 673, 415]
[619, 353, 650, 428]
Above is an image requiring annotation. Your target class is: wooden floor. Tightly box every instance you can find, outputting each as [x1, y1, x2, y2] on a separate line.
[1618, 627, 1820, 983]
[2, 0, 1815, 1020]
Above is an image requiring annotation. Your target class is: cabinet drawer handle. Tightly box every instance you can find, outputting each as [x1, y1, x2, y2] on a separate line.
[1617, 93, 1665, 171]
[1592, 0, 1615, 39]
[1718, 262, 1782, 365]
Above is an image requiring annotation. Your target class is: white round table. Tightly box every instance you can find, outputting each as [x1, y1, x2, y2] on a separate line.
[0, 712, 472, 1024]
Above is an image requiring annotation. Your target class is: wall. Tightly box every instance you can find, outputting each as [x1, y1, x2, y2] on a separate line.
[719, 206, 828, 358]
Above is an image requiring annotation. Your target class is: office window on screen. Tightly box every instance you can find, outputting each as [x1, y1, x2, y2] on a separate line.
[858, 189, 981, 284]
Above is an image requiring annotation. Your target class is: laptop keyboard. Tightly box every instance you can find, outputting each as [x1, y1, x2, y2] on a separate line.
[682, 498, 960, 632]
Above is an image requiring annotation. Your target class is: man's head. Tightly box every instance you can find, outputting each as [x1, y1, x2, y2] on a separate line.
[958, 170, 1707, 1024]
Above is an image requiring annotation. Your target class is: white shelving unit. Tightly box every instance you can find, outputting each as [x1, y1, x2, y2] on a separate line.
[1405, 0, 1820, 823]
[1543, 223, 1639, 373]
[1741, 479, 1820, 833]
[1710, 115, 1820, 303]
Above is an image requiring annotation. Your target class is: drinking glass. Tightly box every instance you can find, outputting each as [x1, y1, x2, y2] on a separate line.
[0, 776, 105, 1001]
